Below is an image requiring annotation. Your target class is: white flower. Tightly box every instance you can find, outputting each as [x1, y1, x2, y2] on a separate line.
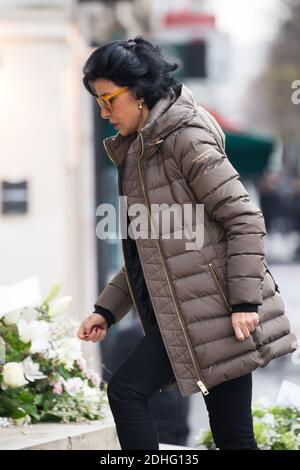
[2, 362, 28, 389]
[64, 377, 84, 396]
[3, 309, 22, 325]
[48, 296, 72, 319]
[0, 417, 13, 428]
[3, 306, 38, 325]
[22, 307, 38, 322]
[77, 358, 88, 373]
[55, 337, 82, 370]
[43, 347, 57, 360]
[82, 382, 100, 403]
[85, 369, 101, 388]
[17, 319, 50, 354]
[49, 318, 80, 341]
[80, 383, 102, 419]
[22, 357, 46, 382]
[254, 395, 272, 408]
[0, 276, 42, 317]
[261, 412, 276, 426]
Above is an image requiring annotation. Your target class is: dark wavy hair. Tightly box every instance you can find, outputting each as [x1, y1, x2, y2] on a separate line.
[82, 35, 181, 109]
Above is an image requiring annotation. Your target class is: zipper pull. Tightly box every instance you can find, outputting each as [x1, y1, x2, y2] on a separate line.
[197, 380, 209, 395]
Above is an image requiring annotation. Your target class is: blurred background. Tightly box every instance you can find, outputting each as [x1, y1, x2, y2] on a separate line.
[0, 0, 300, 447]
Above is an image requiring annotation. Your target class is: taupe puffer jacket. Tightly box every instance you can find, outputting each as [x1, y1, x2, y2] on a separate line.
[94, 83, 297, 397]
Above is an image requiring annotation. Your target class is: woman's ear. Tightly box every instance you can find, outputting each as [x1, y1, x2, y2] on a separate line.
[132, 87, 144, 102]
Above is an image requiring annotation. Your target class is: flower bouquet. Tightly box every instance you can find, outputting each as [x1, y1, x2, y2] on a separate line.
[196, 404, 300, 450]
[0, 278, 108, 428]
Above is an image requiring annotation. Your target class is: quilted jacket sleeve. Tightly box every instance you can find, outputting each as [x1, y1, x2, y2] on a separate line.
[177, 127, 267, 307]
[94, 266, 133, 324]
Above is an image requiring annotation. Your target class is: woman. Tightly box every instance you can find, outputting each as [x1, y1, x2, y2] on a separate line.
[78, 36, 296, 450]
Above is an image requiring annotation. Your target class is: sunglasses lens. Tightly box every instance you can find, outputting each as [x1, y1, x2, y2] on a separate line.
[97, 98, 110, 111]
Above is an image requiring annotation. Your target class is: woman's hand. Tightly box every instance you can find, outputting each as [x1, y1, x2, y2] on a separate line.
[77, 313, 108, 342]
[231, 312, 259, 341]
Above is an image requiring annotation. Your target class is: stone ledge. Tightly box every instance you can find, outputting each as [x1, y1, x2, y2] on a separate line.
[0, 411, 121, 450]
[0, 409, 205, 450]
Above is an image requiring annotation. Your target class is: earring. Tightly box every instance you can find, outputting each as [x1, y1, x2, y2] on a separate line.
[138, 102, 143, 110]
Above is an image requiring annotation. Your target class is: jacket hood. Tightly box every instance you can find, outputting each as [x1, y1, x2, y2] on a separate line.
[103, 83, 225, 166]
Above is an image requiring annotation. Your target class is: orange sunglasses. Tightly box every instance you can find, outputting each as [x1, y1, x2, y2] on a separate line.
[96, 86, 129, 111]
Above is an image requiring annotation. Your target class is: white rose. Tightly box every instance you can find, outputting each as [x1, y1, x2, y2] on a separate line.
[3, 309, 22, 325]
[17, 319, 50, 354]
[48, 296, 72, 318]
[2, 362, 28, 389]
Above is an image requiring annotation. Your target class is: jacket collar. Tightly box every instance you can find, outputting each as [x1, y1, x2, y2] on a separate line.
[103, 83, 202, 166]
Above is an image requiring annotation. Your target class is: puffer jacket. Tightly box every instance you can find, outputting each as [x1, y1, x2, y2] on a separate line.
[94, 83, 297, 397]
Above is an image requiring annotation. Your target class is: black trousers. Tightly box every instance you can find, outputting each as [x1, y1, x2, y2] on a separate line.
[107, 322, 259, 450]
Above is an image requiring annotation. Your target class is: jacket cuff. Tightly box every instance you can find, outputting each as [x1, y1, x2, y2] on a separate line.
[93, 305, 116, 328]
[231, 303, 259, 314]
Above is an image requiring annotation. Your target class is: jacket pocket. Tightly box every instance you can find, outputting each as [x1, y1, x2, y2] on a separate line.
[208, 263, 232, 313]
[264, 261, 280, 293]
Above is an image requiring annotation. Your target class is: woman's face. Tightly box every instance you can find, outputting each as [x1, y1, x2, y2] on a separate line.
[92, 78, 149, 136]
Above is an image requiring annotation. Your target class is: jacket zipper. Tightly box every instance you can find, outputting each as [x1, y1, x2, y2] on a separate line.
[103, 139, 147, 336]
[123, 262, 147, 336]
[208, 263, 232, 313]
[264, 261, 280, 293]
[137, 132, 209, 396]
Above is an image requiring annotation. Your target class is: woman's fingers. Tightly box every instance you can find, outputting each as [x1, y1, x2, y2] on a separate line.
[241, 325, 251, 338]
[77, 313, 109, 342]
[92, 327, 107, 342]
[232, 312, 259, 341]
[233, 325, 251, 341]
[88, 327, 98, 341]
[233, 325, 245, 341]
[246, 322, 255, 333]
[84, 326, 107, 343]
[78, 323, 89, 340]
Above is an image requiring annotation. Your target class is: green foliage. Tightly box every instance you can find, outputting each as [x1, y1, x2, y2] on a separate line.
[0, 324, 31, 362]
[197, 404, 300, 450]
